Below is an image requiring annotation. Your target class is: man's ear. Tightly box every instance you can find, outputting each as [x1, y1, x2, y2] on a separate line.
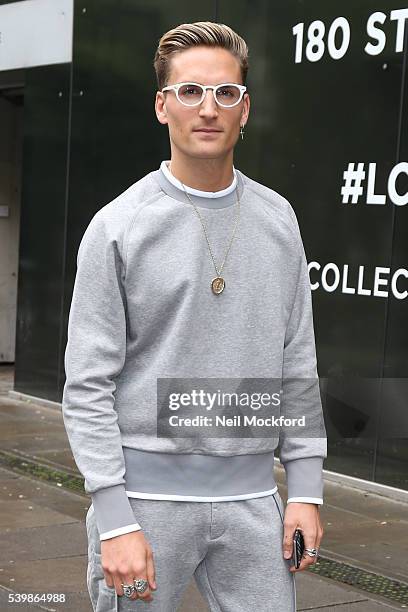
[155, 93, 168, 124]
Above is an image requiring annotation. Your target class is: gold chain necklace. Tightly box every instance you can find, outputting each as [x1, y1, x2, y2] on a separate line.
[169, 162, 241, 295]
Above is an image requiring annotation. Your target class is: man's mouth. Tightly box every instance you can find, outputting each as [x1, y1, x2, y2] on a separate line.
[193, 128, 222, 133]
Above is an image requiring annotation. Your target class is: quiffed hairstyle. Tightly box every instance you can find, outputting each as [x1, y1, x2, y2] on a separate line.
[153, 21, 249, 91]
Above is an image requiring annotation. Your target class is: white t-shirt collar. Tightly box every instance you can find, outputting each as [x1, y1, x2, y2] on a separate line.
[160, 160, 237, 199]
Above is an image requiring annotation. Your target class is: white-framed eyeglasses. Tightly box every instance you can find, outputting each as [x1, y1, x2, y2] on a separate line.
[161, 82, 247, 108]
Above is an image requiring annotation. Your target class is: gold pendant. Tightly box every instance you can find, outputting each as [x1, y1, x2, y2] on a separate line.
[211, 277, 225, 294]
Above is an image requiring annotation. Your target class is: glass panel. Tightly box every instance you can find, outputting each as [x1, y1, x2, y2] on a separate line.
[217, 0, 406, 487]
[14, 63, 70, 401]
[62, 0, 215, 394]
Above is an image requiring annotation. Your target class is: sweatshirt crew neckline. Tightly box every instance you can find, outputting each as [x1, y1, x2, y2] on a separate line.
[156, 159, 243, 209]
[160, 159, 237, 197]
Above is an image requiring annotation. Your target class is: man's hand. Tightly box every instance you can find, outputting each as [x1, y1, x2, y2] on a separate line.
[282, 502, 323, 573]
[100, 530, 156, 601]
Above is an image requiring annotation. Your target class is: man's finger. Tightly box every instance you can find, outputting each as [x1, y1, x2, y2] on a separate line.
[114, 574, 137, 599]
[146, 549, 157, 590]
[132, 570, 153, 602]
[313, 523, 323, 564]
[103, 571, 114, 589]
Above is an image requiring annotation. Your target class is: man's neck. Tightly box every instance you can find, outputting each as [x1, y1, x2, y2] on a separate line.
[168, 156, 235, 192]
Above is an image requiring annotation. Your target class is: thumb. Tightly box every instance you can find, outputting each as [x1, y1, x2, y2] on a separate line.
[283, 523, 294, 560]
[146, 552, 157, 590]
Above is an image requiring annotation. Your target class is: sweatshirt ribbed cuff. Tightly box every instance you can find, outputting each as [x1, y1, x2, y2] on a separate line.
[282, 456, 324, 503]
[91, 483, 142, 540]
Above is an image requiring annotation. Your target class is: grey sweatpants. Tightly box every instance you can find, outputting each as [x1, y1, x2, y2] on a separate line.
[85, 490, 296, 611]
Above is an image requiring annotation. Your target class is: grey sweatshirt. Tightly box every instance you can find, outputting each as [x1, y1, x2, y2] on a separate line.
[62, 160, 327, 540]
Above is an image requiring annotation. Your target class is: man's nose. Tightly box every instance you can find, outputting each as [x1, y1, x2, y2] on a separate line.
[199, 89, 218, 114]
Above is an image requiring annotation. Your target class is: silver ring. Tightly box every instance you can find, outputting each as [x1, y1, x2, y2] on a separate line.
[134, 578, 149, 593]
[121, 583, 136, 598]
[304, 547, 318, 557]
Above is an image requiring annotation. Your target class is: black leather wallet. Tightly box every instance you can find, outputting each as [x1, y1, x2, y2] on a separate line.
[293, 528, 305, 569]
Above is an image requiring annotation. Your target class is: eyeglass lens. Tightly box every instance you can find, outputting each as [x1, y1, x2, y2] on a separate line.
[178, 84, 241, 106]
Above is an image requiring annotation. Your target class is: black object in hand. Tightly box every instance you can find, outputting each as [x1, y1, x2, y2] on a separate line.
[293, 529, 305, 569]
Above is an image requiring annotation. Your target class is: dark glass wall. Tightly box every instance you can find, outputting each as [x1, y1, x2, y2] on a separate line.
[216, 0, 408, 488]
[14, 63, 71, 401]
[63, 0, 217, 395]
[13, 0, 408, 488]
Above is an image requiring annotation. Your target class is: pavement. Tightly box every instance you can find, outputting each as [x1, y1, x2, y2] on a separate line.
[0, 364, 407, 611]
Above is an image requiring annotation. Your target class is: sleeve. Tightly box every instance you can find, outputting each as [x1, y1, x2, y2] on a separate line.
[62, 210, 142, 540]
[278, 205, 327, 506]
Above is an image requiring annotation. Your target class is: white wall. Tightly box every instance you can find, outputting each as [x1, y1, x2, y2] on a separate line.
[0, 0, 73, 71]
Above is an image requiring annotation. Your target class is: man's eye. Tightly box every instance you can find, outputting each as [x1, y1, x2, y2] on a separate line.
[218, 88, 233, 96]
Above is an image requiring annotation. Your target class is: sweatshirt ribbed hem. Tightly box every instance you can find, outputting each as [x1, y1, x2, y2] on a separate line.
[91, 449, 279, 538]
[123, 447, 277, 496]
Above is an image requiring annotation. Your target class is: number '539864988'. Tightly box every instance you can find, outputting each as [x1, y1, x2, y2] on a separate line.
[8, 592, 66, 603]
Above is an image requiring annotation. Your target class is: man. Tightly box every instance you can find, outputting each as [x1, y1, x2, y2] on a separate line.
[62, 21, 327, 611]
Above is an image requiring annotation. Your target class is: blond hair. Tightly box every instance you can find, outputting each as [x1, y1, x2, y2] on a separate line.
[153, 21, 249, 91]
